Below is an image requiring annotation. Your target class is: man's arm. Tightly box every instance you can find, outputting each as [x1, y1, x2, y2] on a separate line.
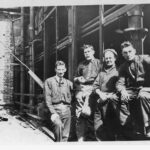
[116, 65, 130, 101]
[44, 79, 57, 114]
[116, 64, 127, 92]
[93, 73, 108, 101]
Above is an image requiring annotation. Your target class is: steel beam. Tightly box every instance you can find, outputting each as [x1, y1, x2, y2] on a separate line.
[99, 5, 104, 61]
[29, 7, 35, 111]
[81, 5, 138, 38]
[20, 7, 25, 111]
[68, 6, 77, 81]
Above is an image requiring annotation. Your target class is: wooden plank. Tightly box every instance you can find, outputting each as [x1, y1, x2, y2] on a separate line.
[40, 127, 55, 141]
[26, 112, 43, 121]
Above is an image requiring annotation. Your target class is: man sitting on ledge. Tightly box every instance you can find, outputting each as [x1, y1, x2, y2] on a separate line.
[116, 41, 150, 138]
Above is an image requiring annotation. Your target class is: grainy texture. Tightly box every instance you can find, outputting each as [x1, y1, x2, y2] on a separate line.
[0, 20, 13, 105]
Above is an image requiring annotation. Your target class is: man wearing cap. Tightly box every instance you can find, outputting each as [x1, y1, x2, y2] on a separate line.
[93, 49, 119, 140]
[74, 44, 101, 141]
[44, 61, 73, 142]
[116, 41, 150, 138]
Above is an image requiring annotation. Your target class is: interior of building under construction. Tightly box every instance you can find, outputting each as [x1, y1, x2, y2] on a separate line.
[0, 4, 150, 143]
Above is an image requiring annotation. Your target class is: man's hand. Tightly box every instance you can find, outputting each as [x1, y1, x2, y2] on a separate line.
[120, 90, 130, 102]
[95, 89, 108, 102]
[75, 76, 86, 84]
[51, 114, 63, 127]
[107, 93, 119, 101]
[81, 103, 91, 117]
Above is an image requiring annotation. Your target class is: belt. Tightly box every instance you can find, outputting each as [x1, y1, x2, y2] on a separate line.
[52, 101, 70, 105]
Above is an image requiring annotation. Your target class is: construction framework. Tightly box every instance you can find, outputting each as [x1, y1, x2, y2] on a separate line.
[6, 4, 150, 119]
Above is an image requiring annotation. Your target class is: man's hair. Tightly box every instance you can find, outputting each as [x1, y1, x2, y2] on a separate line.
[81, 44, 94, 51]
[55, 60, 66, 68]
[121, 41, 134, 50]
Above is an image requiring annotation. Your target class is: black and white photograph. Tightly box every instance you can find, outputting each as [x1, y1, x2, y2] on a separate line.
[0, 0, 150, 146]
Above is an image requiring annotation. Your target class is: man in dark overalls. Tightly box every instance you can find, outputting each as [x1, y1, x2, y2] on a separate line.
[116, 41, 150, 138]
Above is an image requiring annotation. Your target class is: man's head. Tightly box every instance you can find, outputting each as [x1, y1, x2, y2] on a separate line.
[55, 61, 67, 78]
[121, 41, 136, 61]
[104, 49, 117, 67]
[82, 44, 95, 61]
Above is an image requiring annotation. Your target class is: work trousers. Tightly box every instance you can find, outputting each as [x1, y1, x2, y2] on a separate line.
[94, 96, 120, 141]
[75, 88, 96, 141]
[52, 103, 71, 142]
[117, 89, 150, 135]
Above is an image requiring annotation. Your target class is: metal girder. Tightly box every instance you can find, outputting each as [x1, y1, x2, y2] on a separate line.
[39, 7, 56, 26]
[35, 35, 72, 63]
[81, 4, 138, 38]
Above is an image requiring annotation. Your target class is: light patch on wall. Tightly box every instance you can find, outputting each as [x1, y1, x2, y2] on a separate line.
[0, 20, 13, 105]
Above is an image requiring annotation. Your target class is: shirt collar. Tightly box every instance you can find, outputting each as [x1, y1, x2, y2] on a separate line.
[55, 75, 64, 84]
[103, 65, 116, 72]
[86, 57, 95, 63]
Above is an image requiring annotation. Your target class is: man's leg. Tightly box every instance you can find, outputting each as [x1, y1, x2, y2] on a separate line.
[75, 91, 86, 141]
[76, 116, 87, 141]
[53, 117, 63, 142]
[138, 90, 150, 136]
[115, 90, 139, 139]
[94, 105, 104, 141]
[94, 100, 112, 141]
[61, 107, 71, 142]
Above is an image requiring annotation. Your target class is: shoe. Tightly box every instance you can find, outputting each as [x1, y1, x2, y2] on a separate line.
[0, 116, 8, 121]
[146, 132, 150, 138]
[78, 137, 84, 142]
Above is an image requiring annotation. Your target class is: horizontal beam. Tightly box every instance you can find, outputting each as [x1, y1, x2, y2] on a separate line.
[104, 4, 137, 26]
[81, 5, 124, 29]
[14, 93, 35, 96]
[35, 35, 72, 61]
[14, 101, 35, 109]
[81, 4, 137, 38]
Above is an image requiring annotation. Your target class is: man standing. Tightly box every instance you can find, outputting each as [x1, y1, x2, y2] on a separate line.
[74, 44, 101, 141]
[93, 49, 119, 140]
[116, 41, 150, 138]
[44, 61, 73, 142]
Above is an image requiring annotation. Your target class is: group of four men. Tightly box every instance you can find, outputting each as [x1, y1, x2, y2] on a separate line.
[44, 41, 150, 142]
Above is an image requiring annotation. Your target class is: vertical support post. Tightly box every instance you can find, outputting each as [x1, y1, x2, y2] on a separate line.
[99, 5, 104, 61]
[29, 7, 35, 111]
[43, 22, 46, 81]
[20, 7, 25, 111]
[68, 6, 77, 81]
[56, 7, 58, 61]
[126, 5, 144, 54]
[12, 21, 17, 103]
